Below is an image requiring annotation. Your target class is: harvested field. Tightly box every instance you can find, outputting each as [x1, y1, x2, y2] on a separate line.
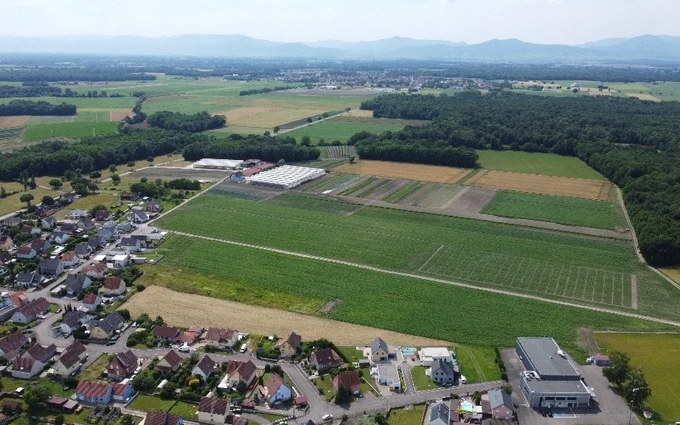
[444, 187, 496, 214]
[660, 267, 680, 286]
[221, 106, 324, 129]
[0, 115, 30, 128]
[466, 170, 611, 200]
[123, 286, 450, 346]
[330, 116, 429, 126]
[109, 109, 132, 121]
[345, 108, 374, 118]
[627, 93, 660, 102]
[335, 160, 471, 184]
[217, 106, 276, 123]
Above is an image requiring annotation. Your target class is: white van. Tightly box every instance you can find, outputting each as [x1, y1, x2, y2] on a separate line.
[239, 343, 247, 353]
[178, 343, 191, 353]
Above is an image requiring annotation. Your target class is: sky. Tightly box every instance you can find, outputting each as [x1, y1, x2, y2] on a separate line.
[0, 0, 678, 45]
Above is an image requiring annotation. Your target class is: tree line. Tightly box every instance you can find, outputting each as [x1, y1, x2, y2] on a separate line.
[239, 86, 299, 96]
[358, 91, 680, 266]
[183, 133, 320, 163]
[0, 99, 76, 116]
[0, 68, 156, 82]
[147, 111, 226, 132]
[0, 84, 124, 98]
[0, 129, 204, 180]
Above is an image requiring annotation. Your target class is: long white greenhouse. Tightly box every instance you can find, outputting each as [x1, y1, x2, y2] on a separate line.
[246, 165, 326, 189]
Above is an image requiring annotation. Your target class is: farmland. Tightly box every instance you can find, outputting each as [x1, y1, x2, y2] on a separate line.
[334, 160, 470, 184]
[595, 333, 680, 420]
[466, 169, 611, 200]
[0, 115, 30, 128]
[476, 150, 606, 180]
[481, 191, 625, 229]
[22, 121, 118, 141]
[153, 192, 680, 322]
[136, 234, 671, 361]
[285, 119, 406, 144]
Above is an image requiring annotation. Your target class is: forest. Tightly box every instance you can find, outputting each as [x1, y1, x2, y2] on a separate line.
[0, 67, 156, 82]
[182, 133, 321, 163]
[0, 99, 76, 116]
[358, 92, 680, 266]
[147, 111, 227, 132]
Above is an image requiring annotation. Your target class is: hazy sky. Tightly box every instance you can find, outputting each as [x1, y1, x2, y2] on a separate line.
[0, 0, 677, 44]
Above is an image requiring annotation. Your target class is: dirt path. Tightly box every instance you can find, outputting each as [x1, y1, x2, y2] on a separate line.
[169, 230, 680, 328]
[577, 328, 600, 355]
[124, 286, 451, 346]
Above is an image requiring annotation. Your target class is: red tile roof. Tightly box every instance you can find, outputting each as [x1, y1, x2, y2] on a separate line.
[61, 253, 76, 262]
[76, 381, 110, 399]
[198, 396, 228, 415]
[0, 331, 29, 360]
[333, 371, 361, 392]
[310, 348, 342, 369]
[13, 356, 35, 373]
[83, 294, 99, 305]
[226, 360, 257, 384]
[58, 341, 87, 368]
[266, 374, 285, 397]
[25, 343, 57, 363]
[103, 277, 124, 290]
[9, 292, 28, 308]
[15, 297, 50, 320]
[153, 325, 180, 340]
[112, 382, 130, 396]
[155, 350, 182, 373]
[144, 412, 182, 425]
[205, 327, 235, 344]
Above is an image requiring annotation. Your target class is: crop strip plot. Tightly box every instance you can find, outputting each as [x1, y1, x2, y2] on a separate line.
[631, 274, 638, 309]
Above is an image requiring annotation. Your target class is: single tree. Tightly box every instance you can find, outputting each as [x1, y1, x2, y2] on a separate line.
[0, 186, 6, 198]
[264, 131, 271, 137]
[108, 164, 117, 174]
[19, 170, 29, 191]
[23, 384, 52, 412]
[127, 161, 136, 169]
[112, 174, 121, 186]
[348, 155, 356, 163]
[273, 126, 280, 134]
[29, 176, 36, 190]
[335, 385, 352, 405]
[603, 351, 630, 388]
[622, 367, 651, 410]
[49, 178, 63, 190]
[90, 171, 102, 179]
[502, 383, 513, 395]
[306, 117, 313, 123]
[147, 156, 154, 163]
[20, 193, 34, 207]
[41, 195, 55, 206]
[471, 391, 482, 405]
[345, 107, 351, 112]
[54, 415, 65, 425]
[300, 135, 312, 146]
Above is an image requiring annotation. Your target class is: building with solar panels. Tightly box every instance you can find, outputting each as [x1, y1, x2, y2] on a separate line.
[516, 337, 594, 409]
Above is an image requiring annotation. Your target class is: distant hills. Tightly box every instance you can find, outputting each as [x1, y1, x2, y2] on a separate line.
[1, 34, 680, 63]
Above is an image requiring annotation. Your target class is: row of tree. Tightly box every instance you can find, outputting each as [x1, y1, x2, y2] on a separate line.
[0, 85, 123, 98]
[358, 91, 680, 266]
[0, 99, 76, 116]
[0, 68, 156, 82]
[0, 129, 205, 180]
[183, 133, 321, 163]
[147, 111, 226, 132]
[239, 85, 298, 96]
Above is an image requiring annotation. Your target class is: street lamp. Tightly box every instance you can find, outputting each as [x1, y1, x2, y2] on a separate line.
[628, 387, 642, 425]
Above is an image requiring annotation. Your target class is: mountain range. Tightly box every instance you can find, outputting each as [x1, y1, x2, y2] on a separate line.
[1, 34, 680, 63]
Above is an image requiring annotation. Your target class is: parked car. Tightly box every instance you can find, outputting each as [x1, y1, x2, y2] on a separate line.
[322, 414, 333, 422]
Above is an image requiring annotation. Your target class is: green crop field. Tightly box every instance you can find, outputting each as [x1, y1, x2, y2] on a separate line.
[153, 192, 680, 322]
[141, 234, 671, 361]
[22, 121, 118, 141]
[0, 96, 136, 109]
[285, 119, 405, 144]
[481, 191, 624, 229]
[476, 150, 606, 180]
[595, 333, 680, 420]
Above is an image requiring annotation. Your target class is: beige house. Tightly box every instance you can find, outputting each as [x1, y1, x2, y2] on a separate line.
[53, 341, 87, 377]
[275, 331, 301, 357]
[197, 396, 228, 425]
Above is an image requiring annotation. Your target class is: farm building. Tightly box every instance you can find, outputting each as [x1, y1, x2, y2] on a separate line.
[516, 337, 593, 409]
[193, 158, 243, 170]
[246, 165, 325, 189]
[587, 355, 610, 366]
[420, 347, 454, 366]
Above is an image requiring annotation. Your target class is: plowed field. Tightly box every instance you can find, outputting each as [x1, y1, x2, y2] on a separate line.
[0, 116, 30, 128]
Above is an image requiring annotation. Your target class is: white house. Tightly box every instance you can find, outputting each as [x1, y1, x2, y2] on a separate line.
[197, 396, 229, 425]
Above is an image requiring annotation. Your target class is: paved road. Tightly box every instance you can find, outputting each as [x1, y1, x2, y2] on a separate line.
[170, 230, 680, 329]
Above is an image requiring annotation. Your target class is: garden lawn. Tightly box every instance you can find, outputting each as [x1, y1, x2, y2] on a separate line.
[129, 395, 177, 413]
[455, 346, 502, 383]
[336, 346, 363, 362]
[409, 366, 438, 391]
[78, 353, 110, 381]
[169, 401, 199, 420]
[481, 190, 623, 229]
[312, 376, 336, 402]
[387, 405, 426, 425]
[476, 150, 605, 180]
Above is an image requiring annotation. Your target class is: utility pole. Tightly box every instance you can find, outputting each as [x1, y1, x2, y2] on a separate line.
[628, 387, 641, 425]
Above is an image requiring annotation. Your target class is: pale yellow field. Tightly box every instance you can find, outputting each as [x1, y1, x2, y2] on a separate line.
[334, 160, 471, 184]
[123, 286, 450, 347]
[220, 107, 325, 129]
[109, 109, 133, 121]
[466, 170, 611, 200]
[660, 267, 680, 286]
[60, 193, 120, 218]
[345, 109, 374, 118]
[627, 93, 660, 102]
[0, 116, 30, 128]
[0, 184, 58, 216]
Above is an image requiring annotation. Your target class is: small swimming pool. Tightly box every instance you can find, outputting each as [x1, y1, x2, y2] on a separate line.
[401, 347, 417, 355]
[460, 401, 474, 412]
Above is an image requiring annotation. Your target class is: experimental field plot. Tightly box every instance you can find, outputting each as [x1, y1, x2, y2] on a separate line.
[334, 160, 471, 184]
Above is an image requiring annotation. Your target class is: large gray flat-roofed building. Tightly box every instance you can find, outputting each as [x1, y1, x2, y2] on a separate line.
[516, 337, 581, 380]
[516, 337, 593, 409]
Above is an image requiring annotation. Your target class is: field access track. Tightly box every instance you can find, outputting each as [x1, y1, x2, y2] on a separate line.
[466, 170, 612, 200]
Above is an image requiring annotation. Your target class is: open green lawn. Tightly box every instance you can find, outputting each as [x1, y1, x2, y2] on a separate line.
[455, 345, 502, 383]
[152, 192, 680, 322]
[129, 395, 177, 413]
[169, 401, 198, 420]
[336, 346, 363, 362]
[595, 333, 680, 421]
[22, 121, 118, 141]
[387, 405, 426, 425]
[78, 353, 110, 381]
[476, 150, 605, 180]
[285, 119, 405, 144]
[409, 366, 438, 391]
[312, 375, 336, 402]
[481, 190, 624, 229]
[140, 234, 671, 362]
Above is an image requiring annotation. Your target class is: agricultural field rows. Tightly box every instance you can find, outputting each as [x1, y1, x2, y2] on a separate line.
[154, 192, 680, 321]
[140, 234, 671, 360]
[335, 160, 470, 184]
[475, 150, 606, 180]
[22, 121, 118, 141]
[481, 190, 625, 230]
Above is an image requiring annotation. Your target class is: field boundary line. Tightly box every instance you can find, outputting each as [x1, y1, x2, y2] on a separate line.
[616, 185, 680, 291]
[169, 230, 680, 328]
[418, 245, 445, 272]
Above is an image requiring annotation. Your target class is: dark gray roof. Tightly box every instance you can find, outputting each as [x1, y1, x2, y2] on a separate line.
[62, 311, 89, 330]
[65, 274, 90, 292]
[429, 403, 449, 425]
[120, 238, 139, 247]
[431, 359, 455, 377]
[88, 235, 107, 248]
[92, 312, 124, 335]
[371, 337, 387, 353]
[74, 243, 91, 256]
[16, 272, 43, 285]
[517, 337, 580, 379]
[488, 388, 514, 411]
[39, 259, 62, 275]
[523, 377, 591, 395]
